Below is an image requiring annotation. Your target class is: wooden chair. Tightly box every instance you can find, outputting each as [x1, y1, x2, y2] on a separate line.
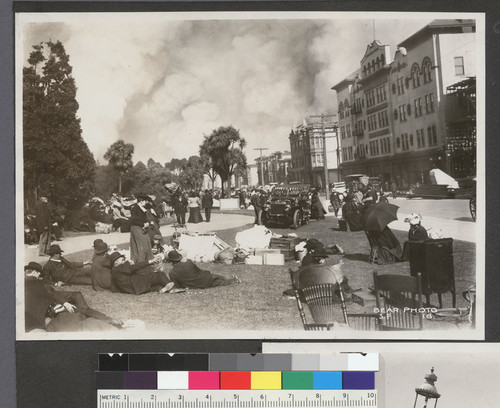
[289, 270, 380, 331]
[365, 231, 379, 264]
[373, 271, 424, 330]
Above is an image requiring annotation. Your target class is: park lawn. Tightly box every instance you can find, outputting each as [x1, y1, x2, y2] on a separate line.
[63, 218, 476, 332]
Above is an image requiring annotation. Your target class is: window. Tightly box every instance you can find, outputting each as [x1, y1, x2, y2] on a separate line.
[397, 77, 405, 95]
[425, 93, 434, 114]
[399, 105, 407, 122]
[454, 56, 465, 75]
[422, 58, 432, 83]
[346, 124, 351, 138]
[339, 102, 344, 119]
[411, 64, 420, 88]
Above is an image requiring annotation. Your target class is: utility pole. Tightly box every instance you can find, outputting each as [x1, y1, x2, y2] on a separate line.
[310, 113, 337, 192]
[254, 147, 269, 186]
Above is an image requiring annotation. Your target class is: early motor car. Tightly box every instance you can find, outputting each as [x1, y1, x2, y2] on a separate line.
[262, 184, 311, 229]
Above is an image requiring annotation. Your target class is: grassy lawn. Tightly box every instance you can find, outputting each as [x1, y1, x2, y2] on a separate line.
[61, 217, 476, 333]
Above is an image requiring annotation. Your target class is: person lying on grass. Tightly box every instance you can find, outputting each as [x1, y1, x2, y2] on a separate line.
[25, 262, 122, 332]
[110, 251, 184, 295]
[166, 250, 241, 289]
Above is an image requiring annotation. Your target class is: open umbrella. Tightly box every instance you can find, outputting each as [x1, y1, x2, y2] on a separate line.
[362, 202, 399, 231]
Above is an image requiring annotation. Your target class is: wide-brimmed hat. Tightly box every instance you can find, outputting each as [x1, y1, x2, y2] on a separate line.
[404, 213, 422, 225]
[47, 244, 63, 255]
[153, 234, 162, 240]
[92, 239, 103, 247]
[109, 252, 125, 265]
[304, 238, 323, 251]
[24, 261, 43, 272]
[93, 241, 108, 254]
[167, 250, 183, 262]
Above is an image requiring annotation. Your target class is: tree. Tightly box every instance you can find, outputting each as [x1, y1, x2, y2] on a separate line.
[178, 156, 205, 192]
[199, 126, 247, 196]
[104, 140, 134, 194]
[23, 41, 96, 210]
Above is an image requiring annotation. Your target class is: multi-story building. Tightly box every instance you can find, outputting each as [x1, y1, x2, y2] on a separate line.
[255, 151, 292, 186]
[332, 19, 476, 190]
[288, 116, 340, 187]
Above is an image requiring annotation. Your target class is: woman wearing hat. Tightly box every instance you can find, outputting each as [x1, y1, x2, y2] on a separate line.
[90, 239, 115, 292]
[402, 213, 429, 261]
[129, 193, 154, 264]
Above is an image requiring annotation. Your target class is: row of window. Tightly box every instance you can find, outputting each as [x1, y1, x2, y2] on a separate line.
[369, 137, 392, 156]
[414, 94, 434, 117]
[362, 53, 385, 78]
[342, 146, 354, 161]
[366, 84, 387, 108]
[394, 93, 435, 122]
[366, 110, 389, 132]
[338, 99, 351, 119]
[340, 124, 352, 140]
[396, 125, 439, 151]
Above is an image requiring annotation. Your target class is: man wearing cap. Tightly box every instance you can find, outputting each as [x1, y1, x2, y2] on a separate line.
[110, 252, 178, 295]
[24, 262, 120, 332]
[35, 195, 54, 256]
[90, 239, 115, 292]
[42, 244, 92, 285]
[166, 250, 240, 289]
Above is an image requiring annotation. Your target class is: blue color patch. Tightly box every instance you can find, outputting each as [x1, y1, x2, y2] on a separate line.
[313, 371, 342, 389]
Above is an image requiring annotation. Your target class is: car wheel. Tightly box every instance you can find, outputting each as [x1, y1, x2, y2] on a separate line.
[292, 209, 301, 229]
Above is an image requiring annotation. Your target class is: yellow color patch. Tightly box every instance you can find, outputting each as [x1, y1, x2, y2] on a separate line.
[251, 371, 282, 389]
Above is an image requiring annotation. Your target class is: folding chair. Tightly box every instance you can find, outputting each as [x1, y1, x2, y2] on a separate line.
[373, 271, 424, 330]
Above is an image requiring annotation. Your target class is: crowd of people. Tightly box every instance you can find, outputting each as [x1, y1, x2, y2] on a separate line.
[24, 179, 440, 332]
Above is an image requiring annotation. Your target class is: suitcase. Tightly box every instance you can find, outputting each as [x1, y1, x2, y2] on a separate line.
[269, 237, 301, 261]
[409, 238, 456, 307]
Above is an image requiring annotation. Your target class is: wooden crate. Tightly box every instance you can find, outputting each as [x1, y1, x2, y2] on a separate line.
[269, 237, 301, 261]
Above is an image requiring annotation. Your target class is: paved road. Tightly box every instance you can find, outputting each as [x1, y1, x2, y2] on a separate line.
[323, 197, 477, 243]
[24, 197, 476, 264]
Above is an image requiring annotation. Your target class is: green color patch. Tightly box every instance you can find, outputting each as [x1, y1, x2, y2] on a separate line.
[282, 371, 314, 390]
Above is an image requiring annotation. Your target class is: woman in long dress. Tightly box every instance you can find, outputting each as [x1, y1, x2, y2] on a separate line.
[129, 194, 154, 263]
[187, 191, 202, 223]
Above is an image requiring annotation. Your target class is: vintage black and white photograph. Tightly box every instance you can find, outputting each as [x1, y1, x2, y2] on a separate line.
[15, 11, 484, 339]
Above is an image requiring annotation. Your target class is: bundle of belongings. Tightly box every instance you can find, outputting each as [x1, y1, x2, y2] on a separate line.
[177, 232, 232, 263]
[235, 225, 272, 251]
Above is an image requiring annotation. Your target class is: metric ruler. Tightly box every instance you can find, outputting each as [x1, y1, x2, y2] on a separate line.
[97, 389, 378, 408]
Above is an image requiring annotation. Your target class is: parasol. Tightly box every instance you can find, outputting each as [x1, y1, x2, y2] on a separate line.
[362, 202, 399, 231]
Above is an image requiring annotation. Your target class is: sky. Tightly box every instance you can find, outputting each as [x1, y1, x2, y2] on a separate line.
[20, 13, 439, 164]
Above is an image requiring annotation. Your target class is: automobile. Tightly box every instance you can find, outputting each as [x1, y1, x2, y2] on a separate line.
[262, 184, 311, 229]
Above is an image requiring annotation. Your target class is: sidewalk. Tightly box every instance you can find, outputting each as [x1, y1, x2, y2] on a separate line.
[24, 212, 254, 263]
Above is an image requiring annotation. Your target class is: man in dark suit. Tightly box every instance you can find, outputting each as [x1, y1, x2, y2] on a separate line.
[35, 195, 53, 256]
[24, 262, 120, 332]
[173, 192, 188, 226]
[42, 244, 93, 285]
[110, 252, 179, 295]
[201, 189, 214, 222]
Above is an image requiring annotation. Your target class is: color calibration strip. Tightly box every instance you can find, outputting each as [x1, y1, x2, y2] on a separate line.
[96, 370, 375, 390]
[99, 353, 379, 372]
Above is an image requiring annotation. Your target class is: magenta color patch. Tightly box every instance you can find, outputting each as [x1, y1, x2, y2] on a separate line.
[188, 371, 220, 389]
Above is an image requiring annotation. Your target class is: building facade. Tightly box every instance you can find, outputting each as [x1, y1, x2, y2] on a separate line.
[255, 151, 292, 186]
[332, 19, 476, 190]
[289, 116, 340, 187]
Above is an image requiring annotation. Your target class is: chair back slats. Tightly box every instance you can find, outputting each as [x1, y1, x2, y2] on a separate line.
[346, 313, 380, 331]
[302, 284, 342, 325]
[373, 271, 424, 330]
